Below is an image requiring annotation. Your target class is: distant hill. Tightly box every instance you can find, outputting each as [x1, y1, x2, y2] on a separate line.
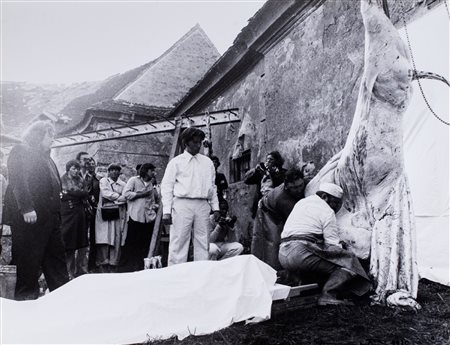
[1, 24, 220, 138]
[1, 81, 102, 136]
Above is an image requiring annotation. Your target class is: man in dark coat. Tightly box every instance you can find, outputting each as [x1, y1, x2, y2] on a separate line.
[251, 168, 305, 270]
[210, 156, 228, 203]
[4, 121, 69, 300]
[86, 158, 100, 272]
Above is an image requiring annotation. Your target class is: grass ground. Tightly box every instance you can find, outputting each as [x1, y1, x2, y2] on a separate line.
[150, 279, 450, 345]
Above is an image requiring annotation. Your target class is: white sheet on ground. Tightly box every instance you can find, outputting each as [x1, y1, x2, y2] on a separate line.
[400, 4, 449, 286]
[1, 255, 276, 344]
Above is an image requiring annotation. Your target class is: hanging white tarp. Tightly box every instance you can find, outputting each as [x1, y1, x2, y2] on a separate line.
[1, 255, 276, 344]
[401, 4, 449, 286]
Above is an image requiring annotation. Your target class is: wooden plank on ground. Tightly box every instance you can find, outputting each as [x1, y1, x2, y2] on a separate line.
[287, 283, 319, 298]
[271, 294, 320, 316]
[271, 283, 320, 316]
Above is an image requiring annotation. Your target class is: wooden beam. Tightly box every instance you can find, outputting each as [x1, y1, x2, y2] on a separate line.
[146, 118, 183, 261]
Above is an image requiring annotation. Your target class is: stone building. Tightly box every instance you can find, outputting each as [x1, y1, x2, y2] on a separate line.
[164, 0, 445, 239]
[0, 24, 220, 265]
[52, 24, 220, 181]
[2, 0, 446, 271]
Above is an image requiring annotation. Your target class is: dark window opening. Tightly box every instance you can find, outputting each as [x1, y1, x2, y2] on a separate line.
[229, 149, 251, 183]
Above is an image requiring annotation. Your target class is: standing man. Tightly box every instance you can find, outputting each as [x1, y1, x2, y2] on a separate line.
[279, 183, 371, 305]
[251, 168, 305, 270]
[4, 121, 69, 300]
[71, 151, 92, 276]
[244, 151, 286, 218]
[210, 156, 228, 203]
[86, 158, 100, 272]
[76, 152, 91, 176]
[161, 127, 220, 265]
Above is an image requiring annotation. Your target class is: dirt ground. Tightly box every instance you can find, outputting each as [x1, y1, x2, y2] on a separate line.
[150, 279, 450, 345]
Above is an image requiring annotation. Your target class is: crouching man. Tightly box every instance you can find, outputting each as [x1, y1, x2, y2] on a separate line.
[279, 183, 371, 306]
[209, 201, 243, 261]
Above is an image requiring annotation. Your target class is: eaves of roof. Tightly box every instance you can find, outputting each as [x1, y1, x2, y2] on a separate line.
[89, 100, 172, 117]
[169, 0, 325, 117]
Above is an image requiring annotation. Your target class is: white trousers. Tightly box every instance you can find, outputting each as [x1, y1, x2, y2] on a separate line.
[168, 198, 211, 266]
[209, 242, 244, 261]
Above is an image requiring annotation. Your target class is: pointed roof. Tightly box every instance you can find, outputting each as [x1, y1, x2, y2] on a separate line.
[57, 24, 220, 135]
[114, 24, 220, 108]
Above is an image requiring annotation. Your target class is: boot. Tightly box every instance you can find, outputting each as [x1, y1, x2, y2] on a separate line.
[318, 268, 355, 306]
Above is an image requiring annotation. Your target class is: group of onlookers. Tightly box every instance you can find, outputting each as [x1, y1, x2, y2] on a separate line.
[3, 120, 370, 306]
[1, 121, 161, 299]
[2, 122, 243, 301]
[60, 157, 160, 276]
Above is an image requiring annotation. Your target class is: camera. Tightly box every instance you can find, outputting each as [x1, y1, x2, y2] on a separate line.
[258, 162, 267, 171]
[218, 215, 237, 228]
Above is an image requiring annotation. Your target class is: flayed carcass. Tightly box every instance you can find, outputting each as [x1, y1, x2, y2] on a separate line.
[305, 0, 422, 308]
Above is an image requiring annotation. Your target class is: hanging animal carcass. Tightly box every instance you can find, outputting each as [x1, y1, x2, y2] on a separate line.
[305, 0, 421, 308]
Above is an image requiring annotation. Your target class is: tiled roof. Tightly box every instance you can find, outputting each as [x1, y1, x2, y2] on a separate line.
[114, 24, 220, 107]
[59, 24, 219, 135]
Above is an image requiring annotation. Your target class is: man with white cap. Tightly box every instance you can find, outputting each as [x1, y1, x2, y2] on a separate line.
[278, 182, 371, 306]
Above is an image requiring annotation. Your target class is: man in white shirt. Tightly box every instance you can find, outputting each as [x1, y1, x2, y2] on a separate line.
[161, 127, 220, 265]
[279, 183, 371, 306]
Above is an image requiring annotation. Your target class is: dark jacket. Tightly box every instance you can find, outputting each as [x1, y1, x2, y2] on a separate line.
[4, 144, 62, 225]
[251, 183, 302, 270]
[215, 172, 228, 201]
[244, 166, 286, 218]
[263, 183, 302, 223]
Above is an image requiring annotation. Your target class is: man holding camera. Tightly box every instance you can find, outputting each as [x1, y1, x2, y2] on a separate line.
[209, 201, 243, 261]
[244, 151, 286, 218]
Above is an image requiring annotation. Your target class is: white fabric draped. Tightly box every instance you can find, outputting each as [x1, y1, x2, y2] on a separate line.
[1, 255, 276, 344]
[401, 4, 449, 286]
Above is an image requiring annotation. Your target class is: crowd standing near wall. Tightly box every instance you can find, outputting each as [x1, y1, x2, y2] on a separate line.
[2, 119, 372, 308]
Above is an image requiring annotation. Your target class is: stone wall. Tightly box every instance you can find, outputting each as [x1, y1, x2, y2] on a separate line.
[196, 0, 438, 240]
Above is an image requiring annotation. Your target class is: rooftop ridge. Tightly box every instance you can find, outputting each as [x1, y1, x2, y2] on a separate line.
[114, 24, 219, 102]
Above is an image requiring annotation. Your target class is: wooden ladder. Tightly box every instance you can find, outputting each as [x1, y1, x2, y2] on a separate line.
[146, 118, 183, 261]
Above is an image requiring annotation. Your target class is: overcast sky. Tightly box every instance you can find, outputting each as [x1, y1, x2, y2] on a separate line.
[1, 1, 265, 84]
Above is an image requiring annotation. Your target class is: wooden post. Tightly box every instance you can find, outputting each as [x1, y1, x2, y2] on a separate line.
[146, 118, 183, 260]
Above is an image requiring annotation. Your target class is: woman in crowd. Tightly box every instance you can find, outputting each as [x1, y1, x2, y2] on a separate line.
[4, 120, 69, 300]
[95, 163, 127, 273]
[119, 163, 159, 272]
[244, 150, 286, 218]
[60, 159, 89, 279]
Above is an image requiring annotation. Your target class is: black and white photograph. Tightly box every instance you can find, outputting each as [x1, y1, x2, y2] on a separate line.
[0, 0, 449, 344]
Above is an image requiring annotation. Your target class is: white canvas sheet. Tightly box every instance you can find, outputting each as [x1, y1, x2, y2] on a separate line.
[401, 4, 449, 286]
[1, 255, 276, 344]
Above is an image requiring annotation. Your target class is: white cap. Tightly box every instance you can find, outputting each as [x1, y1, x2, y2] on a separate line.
[319, 182, 343, 199]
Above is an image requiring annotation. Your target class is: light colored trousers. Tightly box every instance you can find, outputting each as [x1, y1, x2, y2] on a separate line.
[209, 242, 244, 261]
[168, 198, 211, 266]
